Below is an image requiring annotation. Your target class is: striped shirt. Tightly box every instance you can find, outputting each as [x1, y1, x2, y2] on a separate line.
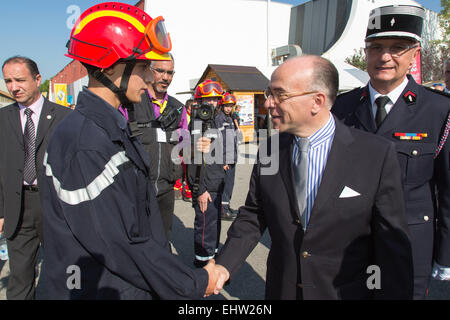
[293, 114, 336, 229]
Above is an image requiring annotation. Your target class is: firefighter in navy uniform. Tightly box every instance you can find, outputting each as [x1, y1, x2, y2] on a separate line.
[332, 5, 450, 299]
[41, 2, 217, 299]
[216, 93, 239, 221]
[188, 80, 226, 268]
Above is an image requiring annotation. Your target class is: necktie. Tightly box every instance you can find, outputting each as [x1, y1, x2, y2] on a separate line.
[375, 96, 390, 128]
[293, 137, 310, 229]
[23, 108, 36, 184]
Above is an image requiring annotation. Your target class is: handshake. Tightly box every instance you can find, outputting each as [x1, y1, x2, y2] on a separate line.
[202, 259, 230, 297]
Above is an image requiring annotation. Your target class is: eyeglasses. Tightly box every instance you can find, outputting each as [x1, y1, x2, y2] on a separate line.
[150, 66, 175, 76]
[264, 87, 317, 103]
[365, 43, 419, 57]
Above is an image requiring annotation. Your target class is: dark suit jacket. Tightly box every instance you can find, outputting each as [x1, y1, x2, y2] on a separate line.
[216, 117, 413, 299]
[332, 76, 450, 276]
[0, 98, 71, 238]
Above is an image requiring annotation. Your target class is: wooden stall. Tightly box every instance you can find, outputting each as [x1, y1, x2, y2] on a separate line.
[195, 64, 269, 142]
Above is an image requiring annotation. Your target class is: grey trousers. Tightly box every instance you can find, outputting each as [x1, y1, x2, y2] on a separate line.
[6, 188, 43, 300]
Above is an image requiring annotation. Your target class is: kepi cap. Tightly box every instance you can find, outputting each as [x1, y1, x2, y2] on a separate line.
[366, 5, 425, 42]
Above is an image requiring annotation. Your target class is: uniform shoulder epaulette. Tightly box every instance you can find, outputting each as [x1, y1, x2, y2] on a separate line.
[423, 86, 450, 98]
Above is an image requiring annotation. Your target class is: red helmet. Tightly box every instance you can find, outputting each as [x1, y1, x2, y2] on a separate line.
[194, 80, 223, 99]
[66, 2, 172, 69]
[220, 92, 236, 106]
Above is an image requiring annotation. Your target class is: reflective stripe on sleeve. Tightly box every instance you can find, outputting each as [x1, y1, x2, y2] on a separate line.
[43, 151, 129, 205]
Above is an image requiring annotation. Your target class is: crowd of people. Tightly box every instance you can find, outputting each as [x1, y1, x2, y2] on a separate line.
[0, 1, 449, 300]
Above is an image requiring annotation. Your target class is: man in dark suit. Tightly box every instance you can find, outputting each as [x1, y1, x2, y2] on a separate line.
[0, 56, 71, 299]
[210, 55, 413, 299]
[331, 5, 450, 299]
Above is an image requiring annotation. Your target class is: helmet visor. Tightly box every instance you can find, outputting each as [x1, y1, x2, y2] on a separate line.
[200, 82, 223, 96]
[222, 94, 236, 104]
[145, 16, 172, 53]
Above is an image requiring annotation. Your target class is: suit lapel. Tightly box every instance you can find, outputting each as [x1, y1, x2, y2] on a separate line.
[354, 86, 377, 133]
[7, 103, 24, 147]
[376, 78, 418, 136]
[309, 119, 355, 220]
[36, 99, 56, 150]
[278, 134, 302, 219]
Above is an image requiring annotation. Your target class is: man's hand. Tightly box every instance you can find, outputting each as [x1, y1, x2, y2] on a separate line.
[213, 264, 230, 295]
[198, 191, 212, 213]
[196, 137, 211, 153]
[223, 164, 229, 171]
[203, 260, 231, 296]
[203, 259, 218, 297]
[0, 218, 4, 234]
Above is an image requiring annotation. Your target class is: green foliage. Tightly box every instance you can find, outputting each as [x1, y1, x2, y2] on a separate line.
[440, 0, 449, 43]
[422, 1, 449, 82]
[345, 48, 366, 71]
[421, 41, 448, 82]
[40, 79, 49, 94]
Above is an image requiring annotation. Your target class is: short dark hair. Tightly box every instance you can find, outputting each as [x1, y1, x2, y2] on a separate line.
[185, 99, 194, 107]
[2, 56, 40, 79]
[308, 56, 339, 106]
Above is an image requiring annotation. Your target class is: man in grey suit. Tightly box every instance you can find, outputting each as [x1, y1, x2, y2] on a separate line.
[0, 56, 70, 299]
[211, 55, 413, 299]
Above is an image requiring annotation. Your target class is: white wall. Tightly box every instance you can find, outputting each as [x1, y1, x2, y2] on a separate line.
[145, 0, 291, 103]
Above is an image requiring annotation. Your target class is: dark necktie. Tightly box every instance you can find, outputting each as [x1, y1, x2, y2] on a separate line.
[293, 137, 310, 229]
[23, 108, 37, 184]
[375, 96, 390, 128]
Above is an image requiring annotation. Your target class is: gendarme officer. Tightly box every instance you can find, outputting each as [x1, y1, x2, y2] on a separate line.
[332, 5, 450, 299]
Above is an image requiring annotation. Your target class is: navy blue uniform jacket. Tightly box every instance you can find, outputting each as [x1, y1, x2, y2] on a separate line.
[187, 118, 225, 195]
[41, 88, 208, 299]
[332, 76, 450, 279]
[215, 111, 238, 164]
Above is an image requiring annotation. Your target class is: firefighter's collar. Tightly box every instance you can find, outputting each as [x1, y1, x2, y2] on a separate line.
[368, 77, 409, 107]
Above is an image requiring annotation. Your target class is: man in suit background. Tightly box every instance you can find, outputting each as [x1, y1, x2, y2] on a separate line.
[211, 55, 413, 299]
[0, 56, 70, 299]
[332, 5, 450, 299]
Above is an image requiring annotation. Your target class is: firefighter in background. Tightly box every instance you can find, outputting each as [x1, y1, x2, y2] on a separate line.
[41, 2, 217, 299]
[174, 99, 194, 201]
[133, 54, 188, 240]
[187, 80, 225, 268]
[216, 93, 239, 220]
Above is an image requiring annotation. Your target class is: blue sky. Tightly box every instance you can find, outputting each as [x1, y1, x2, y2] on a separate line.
[0, 0, 443, 82]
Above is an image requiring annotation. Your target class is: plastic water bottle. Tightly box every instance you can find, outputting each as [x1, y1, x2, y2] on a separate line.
[0, 233, 8, 261]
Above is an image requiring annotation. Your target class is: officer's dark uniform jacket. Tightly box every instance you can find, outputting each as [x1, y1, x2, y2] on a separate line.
[41, 88, 208, 299]
[215, 111, 238, 165]
[187, 119, 225, 196]
[134, 92, 184, 196]
[332, 75, 450, 280]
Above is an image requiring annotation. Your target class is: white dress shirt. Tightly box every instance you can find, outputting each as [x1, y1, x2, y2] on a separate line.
[368, 77, 409, 118]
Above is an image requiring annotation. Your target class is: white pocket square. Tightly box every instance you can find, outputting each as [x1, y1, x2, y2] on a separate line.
[339, 186, 361, 198]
